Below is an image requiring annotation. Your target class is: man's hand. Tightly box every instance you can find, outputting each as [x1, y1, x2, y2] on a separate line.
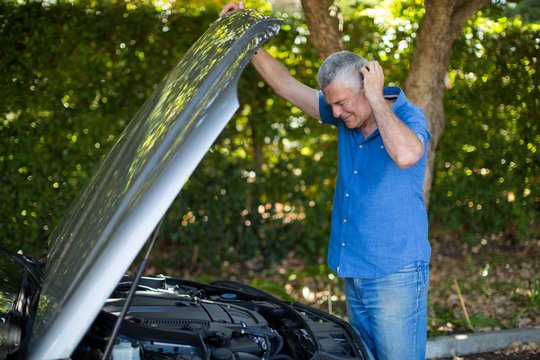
[219, 1, 245, 16]
[359, 61, 424, 168]
[360, 61, 385, 104]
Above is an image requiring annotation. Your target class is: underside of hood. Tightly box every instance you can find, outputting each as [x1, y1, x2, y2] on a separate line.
[29, 10, 280, 359]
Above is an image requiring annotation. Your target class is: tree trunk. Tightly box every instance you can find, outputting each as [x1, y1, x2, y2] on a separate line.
[404, 0, 489, 205]
[300, 0, 343, 58]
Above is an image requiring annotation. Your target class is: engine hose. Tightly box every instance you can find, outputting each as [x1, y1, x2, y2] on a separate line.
[235, 328, 277, 338]
[234, 328, 284, 359]
[270, 332, 284, 355]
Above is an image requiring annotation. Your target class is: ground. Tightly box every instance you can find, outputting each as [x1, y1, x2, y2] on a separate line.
[240, 235, 539, 337]
[154, 233, 539, 359]
[427, 235, 540, 359]
[428, 235, 539, 335]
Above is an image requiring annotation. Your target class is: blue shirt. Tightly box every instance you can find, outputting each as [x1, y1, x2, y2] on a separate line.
[319, 86, 432, 278]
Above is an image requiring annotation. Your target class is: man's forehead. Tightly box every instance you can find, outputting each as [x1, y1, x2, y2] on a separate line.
[323, 83, 358, 102]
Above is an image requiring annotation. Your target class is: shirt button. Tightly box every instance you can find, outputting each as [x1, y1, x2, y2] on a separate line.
[359, 145, 363, 149]
[345, 193, 349, 197]
[353, 170, 358, 174]
[381, 145, 384, 149]
[341, 242, 345, 247]
[343, 219, 347, 223]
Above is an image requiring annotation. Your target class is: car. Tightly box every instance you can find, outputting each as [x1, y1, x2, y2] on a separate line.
[0, 9, 370, 360]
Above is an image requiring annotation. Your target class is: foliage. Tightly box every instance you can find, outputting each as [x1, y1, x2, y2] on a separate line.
[0, 1, 211, 253]
[503, 0, 540, 24]
[430, 16, 539, 244]
[0, 1, 538, 275]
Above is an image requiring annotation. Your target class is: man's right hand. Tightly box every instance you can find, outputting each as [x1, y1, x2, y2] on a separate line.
[219, 1, 245, 17]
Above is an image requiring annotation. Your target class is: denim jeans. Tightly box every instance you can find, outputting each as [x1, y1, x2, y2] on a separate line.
[344, 261, 430, 360]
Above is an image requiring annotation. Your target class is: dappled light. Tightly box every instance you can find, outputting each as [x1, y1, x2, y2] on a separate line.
[0, 0, 538, 346]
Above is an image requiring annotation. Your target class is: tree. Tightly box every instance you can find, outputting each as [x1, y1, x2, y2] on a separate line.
[300, 0, 343, 57]
[404, 0, 490, 202]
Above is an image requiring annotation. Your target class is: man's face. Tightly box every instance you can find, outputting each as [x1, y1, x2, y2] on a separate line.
[322, 81, 372, 130]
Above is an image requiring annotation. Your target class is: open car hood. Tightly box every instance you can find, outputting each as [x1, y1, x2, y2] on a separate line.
[28, 10, 280, 359]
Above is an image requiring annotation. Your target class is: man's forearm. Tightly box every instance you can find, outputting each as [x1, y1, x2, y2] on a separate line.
[361, 60, 424, 168]
[370, 98, 424, 169]
[250, 48, 320, 120]
[250, 49, 292, 97]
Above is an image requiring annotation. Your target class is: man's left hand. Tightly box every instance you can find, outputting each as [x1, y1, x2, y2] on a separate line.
[360, 61, 385, 103]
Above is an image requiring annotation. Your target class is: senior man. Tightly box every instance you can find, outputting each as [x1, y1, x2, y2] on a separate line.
[221, 3, 432, 359]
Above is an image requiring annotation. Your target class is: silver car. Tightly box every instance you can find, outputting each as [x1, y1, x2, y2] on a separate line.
[0, 9, 369, 360]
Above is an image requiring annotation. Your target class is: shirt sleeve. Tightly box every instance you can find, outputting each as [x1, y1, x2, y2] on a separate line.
[318, 91, 338, 126]
[403, 113, 432, 148]
[385, 87, 432, 148]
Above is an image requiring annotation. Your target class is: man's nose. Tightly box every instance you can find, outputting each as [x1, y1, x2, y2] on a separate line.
[332, 106, 342, 118]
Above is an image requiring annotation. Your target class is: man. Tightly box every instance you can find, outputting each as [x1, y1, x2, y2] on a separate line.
[221, 3, 432, 359]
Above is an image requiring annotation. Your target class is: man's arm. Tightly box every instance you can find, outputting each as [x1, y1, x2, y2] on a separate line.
[361, 61, 425, 169]
[250, 49, 320, 121]
[221, 2, 320, 121]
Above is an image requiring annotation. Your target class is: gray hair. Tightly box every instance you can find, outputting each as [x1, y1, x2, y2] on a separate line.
[317, 51, 367, 92]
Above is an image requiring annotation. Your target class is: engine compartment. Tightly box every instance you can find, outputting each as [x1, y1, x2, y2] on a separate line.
[73, 276, 368, 360]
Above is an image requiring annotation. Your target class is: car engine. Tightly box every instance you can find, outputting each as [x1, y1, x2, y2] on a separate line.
[73, 276, 368, 360]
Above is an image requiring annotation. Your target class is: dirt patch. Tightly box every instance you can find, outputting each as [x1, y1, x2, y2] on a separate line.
[428, 236, 539, 335]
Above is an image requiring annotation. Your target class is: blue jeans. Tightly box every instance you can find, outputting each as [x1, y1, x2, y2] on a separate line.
[344, 261, 430, 360]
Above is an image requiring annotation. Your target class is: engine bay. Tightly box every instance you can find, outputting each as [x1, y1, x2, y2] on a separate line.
[74, 276, 368, 360]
